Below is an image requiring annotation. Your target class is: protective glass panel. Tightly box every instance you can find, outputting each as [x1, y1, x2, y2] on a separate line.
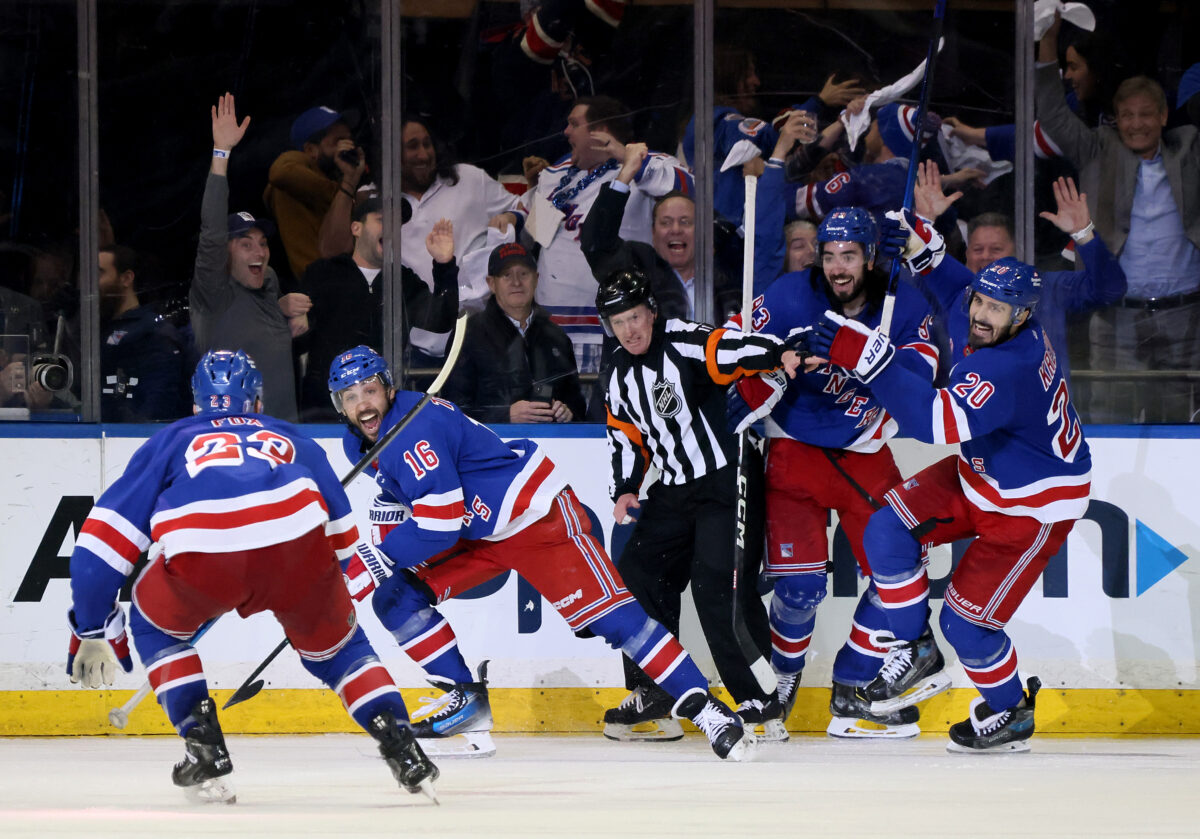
[0, 2, 81, 421]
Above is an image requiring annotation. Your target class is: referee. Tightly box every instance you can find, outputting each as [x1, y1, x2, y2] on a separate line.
[597, 268, 803, 740]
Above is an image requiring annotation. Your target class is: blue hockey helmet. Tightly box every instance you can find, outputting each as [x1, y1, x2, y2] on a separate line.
[818, 207, 878, 264]
[192, 349, 263, 415]
[969, 256, 1041, 323]
[328, 345, 394, 413]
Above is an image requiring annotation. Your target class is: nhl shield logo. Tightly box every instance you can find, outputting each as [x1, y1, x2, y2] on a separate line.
[652, 377, 681, 418]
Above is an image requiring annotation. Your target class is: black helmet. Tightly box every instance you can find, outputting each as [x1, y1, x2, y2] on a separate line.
[596, 267, 657, 336]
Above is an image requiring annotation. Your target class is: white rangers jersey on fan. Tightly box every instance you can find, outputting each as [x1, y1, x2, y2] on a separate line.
[401, 163, 523, 291]
[525, 152, 693, 357]
[68, 412, 359, 632]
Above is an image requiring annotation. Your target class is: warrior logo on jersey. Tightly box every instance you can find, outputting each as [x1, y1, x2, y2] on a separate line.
[652, 377, 682, 418]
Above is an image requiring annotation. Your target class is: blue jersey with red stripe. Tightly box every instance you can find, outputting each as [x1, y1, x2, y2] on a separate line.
[69, 412, 359, 633]
[746, 269, 938, 452]
[868, 309, 1092, 523]
[795, 158, 908, 221]
[341, 392, 568, 568]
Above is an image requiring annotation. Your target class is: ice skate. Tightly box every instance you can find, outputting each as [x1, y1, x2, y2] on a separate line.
[410, 660, 495, 758]
[370, 711, 440, 803]
[736, 695, 788, 742]
[171, 697, 236, 804]
[673, 688, 755, 762]
[858, 628, 951, 715]
[602, 685, 683, 742]
[826, 681, 921, 739]
[776, 670, 802, 721]
[947, 676, 1042, 754]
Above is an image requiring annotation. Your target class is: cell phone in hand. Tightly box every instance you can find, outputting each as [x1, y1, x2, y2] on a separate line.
[531, 383, 553, 404]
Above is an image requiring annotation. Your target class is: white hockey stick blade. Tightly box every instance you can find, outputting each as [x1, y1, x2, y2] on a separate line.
[868, 670, 953, 715]
[945, 738, 1032, 755]
[417, 730, 496, 759]
[827, 716, 921, 740]
[602, 718, 684, 742]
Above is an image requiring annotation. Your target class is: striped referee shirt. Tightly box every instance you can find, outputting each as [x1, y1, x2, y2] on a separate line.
[603, 317, 786, 499]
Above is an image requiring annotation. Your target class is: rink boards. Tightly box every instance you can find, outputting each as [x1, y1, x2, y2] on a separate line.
[1, 423, 1197, 735]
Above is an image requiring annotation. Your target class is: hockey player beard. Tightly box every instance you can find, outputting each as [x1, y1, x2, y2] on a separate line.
[353, 404, 384, 443]
[825, 269, 865, 307]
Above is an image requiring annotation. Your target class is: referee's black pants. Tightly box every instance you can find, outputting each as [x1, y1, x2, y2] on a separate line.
[616, 462, 772, 705]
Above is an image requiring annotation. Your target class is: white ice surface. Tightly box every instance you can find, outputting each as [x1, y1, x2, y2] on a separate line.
[2, 733, 1198, 838]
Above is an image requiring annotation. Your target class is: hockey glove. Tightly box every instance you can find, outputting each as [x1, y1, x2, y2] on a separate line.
[811, 310, 895, 383]
[341, 541, 395, 602]
[783, 325, 815, 360]
[884, 208, 945, 275]
[876, 214, 909, 262]
[727, 370, 787, 434]
[67, 604, 133, 688]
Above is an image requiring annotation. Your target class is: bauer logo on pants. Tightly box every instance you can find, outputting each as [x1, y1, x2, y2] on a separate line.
[652, 378, 681, 419]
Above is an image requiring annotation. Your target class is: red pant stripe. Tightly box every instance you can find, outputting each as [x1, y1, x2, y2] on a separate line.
[847, 621, 890, 656]
[963, 646, 1019, 689]
[337, 662, 400, 716]
[400, 619, 458, 666]
[147, 648, 205, 695]
[639, 636, 688, 682]
[875, 571, 929, 609]
[770, 629, 811, 658]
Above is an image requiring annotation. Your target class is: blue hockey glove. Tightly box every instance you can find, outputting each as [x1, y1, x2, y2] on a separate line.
[67, 604, 134, 688]
[877, 214, 909, 261]
[811, 310, 895, 383]
[783, 325, 815, 360]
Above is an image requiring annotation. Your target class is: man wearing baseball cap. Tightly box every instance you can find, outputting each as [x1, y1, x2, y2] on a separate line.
[192, 93, 309, 422]
[442, 242, 586, 424]
[264, 104, 364, 279]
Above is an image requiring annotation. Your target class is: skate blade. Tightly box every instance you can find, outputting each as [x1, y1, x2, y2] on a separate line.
[415, 776, 440, 805]
[946, 739, 1032, 754]
[724, 731, 757, 763]
[869, 671, 952, 715]
[826, 716, 920, 739]
[417, 730, 496, 758]
[748, 718, 789, 742]
[602, 719, 684, 742]
[182, 776, 237, 805]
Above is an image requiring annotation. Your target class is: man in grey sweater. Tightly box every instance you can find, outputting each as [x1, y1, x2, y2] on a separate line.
[191, 93, 310, 421]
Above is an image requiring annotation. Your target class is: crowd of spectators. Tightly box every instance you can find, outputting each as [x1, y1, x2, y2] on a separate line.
[1, 1, 1197, 425]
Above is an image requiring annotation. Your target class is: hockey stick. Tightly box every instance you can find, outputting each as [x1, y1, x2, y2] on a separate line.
[732, 172, 778, 696]
[108, 619, 215, 728]
[222, 315, 469, 711]
[880, 0, 948, 336]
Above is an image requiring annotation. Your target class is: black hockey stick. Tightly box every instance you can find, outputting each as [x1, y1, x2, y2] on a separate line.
[222, 315, 469, 710]
[732, 171, 778, 696]
[880, 0, 948, 336]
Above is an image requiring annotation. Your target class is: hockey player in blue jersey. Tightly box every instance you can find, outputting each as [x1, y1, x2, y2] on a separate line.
[728, 207, 940, 738]
[65, 350, 438, 803]
[330, 345, 754, 761]
[809, 256, 1092, 752]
